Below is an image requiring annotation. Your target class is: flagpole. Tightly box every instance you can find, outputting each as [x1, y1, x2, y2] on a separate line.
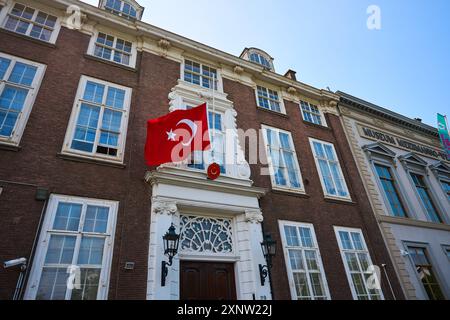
[211, 72, 216, 162]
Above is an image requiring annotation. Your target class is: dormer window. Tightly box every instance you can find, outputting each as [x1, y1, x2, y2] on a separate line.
[249, 52, 271, 69]
[240, 48, 274, 71]
[100, 0, 144, 20]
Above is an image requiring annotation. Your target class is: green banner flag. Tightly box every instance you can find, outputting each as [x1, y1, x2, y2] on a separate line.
[437, 114, 450, 160]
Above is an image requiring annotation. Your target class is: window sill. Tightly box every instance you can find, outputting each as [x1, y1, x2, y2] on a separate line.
[0, 142, 21, 152]
[324, 196, 356, 205]
[83, 54, 137, 72]
[257, 106, 288, 118]
[302, 120, 331, 130]
[0, 28, 57, 49]
[57, 152, 126, 169]
[271, 188, 310, 198]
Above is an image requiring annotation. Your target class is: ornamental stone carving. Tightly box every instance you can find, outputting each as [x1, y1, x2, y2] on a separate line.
[152, 200, 177, 215]
[245, 209, 264, 224]
[157, 39, 171, 50]
[233, 66, 244, 75]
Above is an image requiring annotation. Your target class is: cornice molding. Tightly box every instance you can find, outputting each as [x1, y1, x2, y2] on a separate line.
[49, 0, 338, 102]
[145, 167, 266, 199]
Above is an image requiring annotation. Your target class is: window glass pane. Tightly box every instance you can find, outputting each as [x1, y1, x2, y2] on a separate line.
[330, 162, 347, 197]
[288, 249, 304, 270]
[71, 104, 100, 152]
[313, 142, 325, 158]
[71, 269, 101, 300]
[284, 225, 300, 246]
[83, 206, 109, 233]
[304, 250, 319, 270]
[299, 227, 313, 248]
[345, 252, 360, 271]
[283, 151, 301, 188]
[293, 273, 310, 298]
[0, 58, 11, 79]
[309, 273, 325, 297]
[318, 159, 336, 195]
[358, 253, 370, 271]
[78, 237, 105, 265]
[8, 62, 37, 86]
[0, 86, 28, 136]
[352, 273, 369, 298]
[351, 232, 364, 250]
[83, 82, 105, 104]
[45, 235, 76, 264]
[105, 87, 125, 109]
[339, 231, 353, 250]
[53, 202, 82, 231]
[36, 267, 69, 300]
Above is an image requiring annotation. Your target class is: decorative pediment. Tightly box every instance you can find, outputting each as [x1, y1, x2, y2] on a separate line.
[398, 152, 428, 168]
[362, 142, 396, 158]
[429, 161, 450, 175]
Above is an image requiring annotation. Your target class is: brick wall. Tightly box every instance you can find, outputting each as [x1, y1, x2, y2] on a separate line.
[0, 25, 404, 300]
[224, 78, 405, 299]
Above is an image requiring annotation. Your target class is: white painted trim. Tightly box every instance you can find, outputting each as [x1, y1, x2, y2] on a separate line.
[0, 52, 46, 146]
[309, 137, 352, 201]
[61, 75, 132, 164]
[180, 57, 224, 93]
[86, 28, 138, 69]
[278, 220, 331, 300]
[261, 124, 305, 193]
[299, 100, 328, 127]
[1, 0, 62, 44]
[24, 194, 119, 300]
[333, 226, 385, 300]
[254, 84, 286, 115]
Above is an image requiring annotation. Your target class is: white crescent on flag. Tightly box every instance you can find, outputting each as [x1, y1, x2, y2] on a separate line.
[177, 119, 198, 146]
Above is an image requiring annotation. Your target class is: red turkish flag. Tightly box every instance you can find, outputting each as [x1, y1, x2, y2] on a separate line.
[145, 103, 211, 166]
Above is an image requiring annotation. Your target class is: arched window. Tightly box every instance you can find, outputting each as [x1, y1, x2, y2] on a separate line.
[249, 52, 271, 69]
[103, 0, 141, 20]
[241, 48, 274, 70]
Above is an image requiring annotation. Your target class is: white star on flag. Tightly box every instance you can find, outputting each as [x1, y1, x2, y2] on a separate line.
[166, 129, 177, 141]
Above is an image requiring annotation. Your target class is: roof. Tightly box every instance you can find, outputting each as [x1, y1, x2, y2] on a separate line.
[337, 91, 439, 137]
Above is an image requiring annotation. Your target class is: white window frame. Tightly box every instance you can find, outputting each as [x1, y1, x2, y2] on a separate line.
[309, 137, 351, 201]
[279, 220, 330, 300]
[103, 0, 139, 20]
[181, 58, 223, 92]
[249, 52, 273, 70]
[334, 226, 384, 300]
[0, 1, 61, 44]
[300, 100, 327, 127]
[24, 194, 119, 300]
[87, 30, 137, 68]
[261, 124, 304, 193]
[255, 84, 286, 114]
[61, 75, 132, 164]
[0, 52, 46, 146]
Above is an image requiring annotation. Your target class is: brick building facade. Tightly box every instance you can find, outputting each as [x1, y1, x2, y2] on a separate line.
[0, 0, 406, 300]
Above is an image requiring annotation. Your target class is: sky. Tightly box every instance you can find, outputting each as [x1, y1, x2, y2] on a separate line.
[81, 0, 450, 127]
